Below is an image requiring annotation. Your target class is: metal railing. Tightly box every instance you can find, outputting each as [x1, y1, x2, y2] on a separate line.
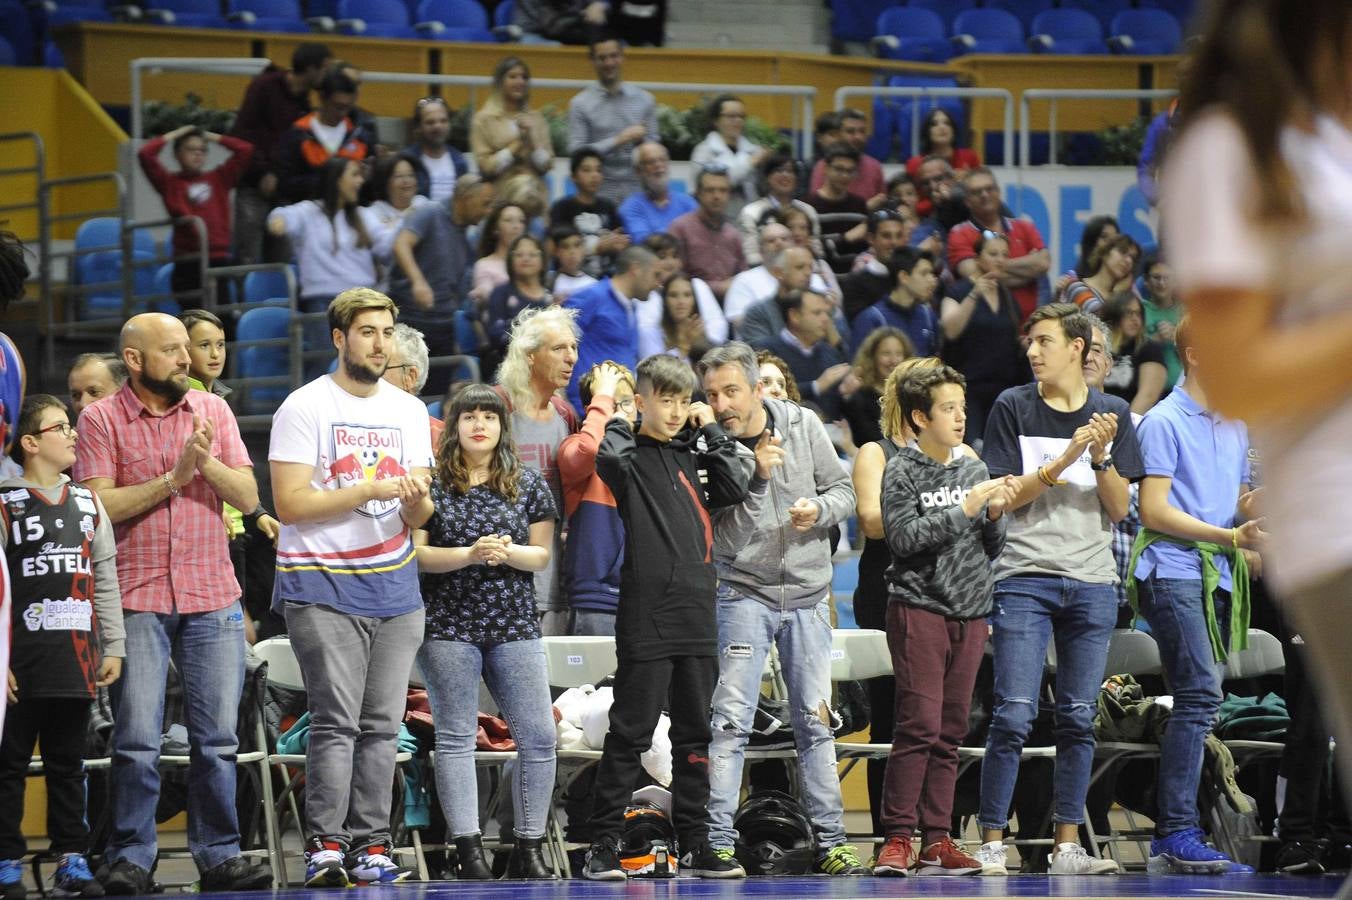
[326, 71, 820, 161]
[834, 86, 1016, 167]
[1020, 88, 1177, 166]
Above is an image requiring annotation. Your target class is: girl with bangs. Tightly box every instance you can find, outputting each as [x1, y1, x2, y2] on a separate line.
[413, 383, 559, 881]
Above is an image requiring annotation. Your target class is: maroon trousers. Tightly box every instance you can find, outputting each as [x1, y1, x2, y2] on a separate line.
[879, 603, 987, 843]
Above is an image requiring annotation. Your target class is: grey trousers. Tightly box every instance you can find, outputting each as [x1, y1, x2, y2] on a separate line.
[284, 602, 425, 851]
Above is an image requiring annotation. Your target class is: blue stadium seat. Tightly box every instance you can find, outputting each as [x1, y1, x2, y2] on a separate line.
[77, 250, 171, 320]
[453, 309, 479, 355]
[337, 0, 416, 37]
[906, 0, 974, 31]
[1028, 8, 1106, 54]
[1060, 0, 1132, 31]
[984, 0, 1051, 31]
[884, 73, 964, 161]
[235, 306, 293, 414]
[1108, 9, 1183, 55]
[141, 0, 228, 28]
[0, 1, 37, 65]
[426, 399, 442, 418]
[226, 0, 311, 32]
[242, 269, 293, 304]
[1138, 0, 1198, 32]
[414, 0, 487, 33]
[153, 262, 174, 300]
[829, 0, 892, 44]
[74, 218, 158, 258]
[0, 34, 16, 66]
[492, 0, 512, 28]
[872, 7, 952, 62]
[36, 0, 114, 30]
[951, 7, 1025, 55]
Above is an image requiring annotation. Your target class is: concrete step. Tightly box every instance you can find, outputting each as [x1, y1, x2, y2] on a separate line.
[666, 19, 823, 46]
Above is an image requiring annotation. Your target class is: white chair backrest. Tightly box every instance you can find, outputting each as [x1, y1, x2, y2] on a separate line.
[254, 637, 306, 691]
[543, 636, 618, 689]
[1104, 628, 1163, 678]
[1224, 628, 1285, 680]
[831, 629, 892, 682]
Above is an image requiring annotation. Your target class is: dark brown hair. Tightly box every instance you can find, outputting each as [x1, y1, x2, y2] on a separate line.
[435, 383, 520, 503]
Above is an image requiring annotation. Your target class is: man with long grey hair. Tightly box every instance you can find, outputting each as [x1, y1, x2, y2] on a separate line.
[497, 305, 581, 635]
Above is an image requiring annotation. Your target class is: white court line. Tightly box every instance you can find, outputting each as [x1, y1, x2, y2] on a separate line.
[1192, 890, 1323, 899]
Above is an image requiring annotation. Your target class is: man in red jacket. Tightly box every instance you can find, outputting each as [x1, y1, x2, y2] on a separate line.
[137, 125, 254, 304]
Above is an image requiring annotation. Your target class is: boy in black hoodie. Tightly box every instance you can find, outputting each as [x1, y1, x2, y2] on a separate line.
[874, 366, 1016, 876]
[584, 354, 751, 881]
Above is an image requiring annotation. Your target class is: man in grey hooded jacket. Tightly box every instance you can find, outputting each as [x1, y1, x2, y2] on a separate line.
[698, 341, 868, 876]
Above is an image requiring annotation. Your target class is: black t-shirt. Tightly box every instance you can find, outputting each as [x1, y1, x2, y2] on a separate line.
[549, 194, 622, 278]
[941, 278, 1028, 390]
[1103, 338, 1166, 407]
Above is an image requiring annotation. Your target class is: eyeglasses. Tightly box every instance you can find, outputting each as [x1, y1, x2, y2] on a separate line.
[615, 399, 636, 411]
[968, 184, 998, 196]
[699, 162, 730, 175]
[33, 422, 76, 438]
[384, 363, 411, 372]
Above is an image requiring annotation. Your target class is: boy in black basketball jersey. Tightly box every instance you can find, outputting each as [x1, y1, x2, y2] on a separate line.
[0, 395, 124, 900]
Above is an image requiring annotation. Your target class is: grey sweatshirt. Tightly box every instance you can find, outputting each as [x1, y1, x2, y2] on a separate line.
[881, 447, 1005, 620]
[1, 474, 126, 658]
[712, 398, 856, 611]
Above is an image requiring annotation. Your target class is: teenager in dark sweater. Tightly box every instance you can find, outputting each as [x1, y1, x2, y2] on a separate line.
[584, 354, 751, 881]
[874, 366, 1015, 876]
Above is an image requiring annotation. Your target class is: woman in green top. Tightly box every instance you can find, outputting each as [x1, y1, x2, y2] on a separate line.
[1140, 254, 1183, 389]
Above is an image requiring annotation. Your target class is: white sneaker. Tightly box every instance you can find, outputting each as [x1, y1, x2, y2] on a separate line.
[1048, 843, 1119, 875]
[974, 841, 1008, 876]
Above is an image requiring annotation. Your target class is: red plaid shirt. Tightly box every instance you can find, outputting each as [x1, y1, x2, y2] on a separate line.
[73, 382, 252, 614]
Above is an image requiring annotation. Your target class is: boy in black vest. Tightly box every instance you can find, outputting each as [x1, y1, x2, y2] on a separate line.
[0, 395, 124, 899]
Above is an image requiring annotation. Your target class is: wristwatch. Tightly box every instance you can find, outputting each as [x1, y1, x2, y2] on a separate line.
[1089, 454, 1114, 472]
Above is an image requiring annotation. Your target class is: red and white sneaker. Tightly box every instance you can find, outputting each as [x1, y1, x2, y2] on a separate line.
[916, 837, 982, 876]
[872, 836, 915, 876]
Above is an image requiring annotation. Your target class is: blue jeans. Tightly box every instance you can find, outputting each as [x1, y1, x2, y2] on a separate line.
[109, 602, 246, 872]
[708, 589, 845, 851]
[1137, 578, 1229, 836]
[570, 609, 616, 637]
[417, 639, 557, 840]
[978, 576, 1116, 830]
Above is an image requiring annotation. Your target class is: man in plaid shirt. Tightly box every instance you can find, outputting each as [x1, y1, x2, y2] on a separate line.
[74, 312, 273, 895]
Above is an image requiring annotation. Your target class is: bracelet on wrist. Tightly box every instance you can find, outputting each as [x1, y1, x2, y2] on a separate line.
[163, 472, 181, 498]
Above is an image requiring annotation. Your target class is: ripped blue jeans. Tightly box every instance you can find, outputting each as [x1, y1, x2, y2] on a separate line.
[977, 575, 1116, 830]
[706, 587, 845, 852]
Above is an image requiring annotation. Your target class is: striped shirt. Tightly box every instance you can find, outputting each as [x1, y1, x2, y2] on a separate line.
[268, 376, 433, 617]
[567, 82, 657, 204]
[73, 383, 251, 614]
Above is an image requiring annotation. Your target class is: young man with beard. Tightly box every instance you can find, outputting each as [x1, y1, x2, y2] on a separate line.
[73, 313, 270, 894]
[699, 341, 868, 877]
[268, 289, 433, 887]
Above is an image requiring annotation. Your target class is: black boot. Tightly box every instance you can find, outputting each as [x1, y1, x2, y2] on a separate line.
[506, 838, 557, 880]
[453, 835, 494, 881]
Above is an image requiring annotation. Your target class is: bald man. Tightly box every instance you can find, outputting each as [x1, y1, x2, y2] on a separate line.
[72, 313, 272, 894]
[68, 352, 129, 419]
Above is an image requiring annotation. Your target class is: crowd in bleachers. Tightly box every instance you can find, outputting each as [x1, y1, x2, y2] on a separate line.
[3, 0, 1352, 894]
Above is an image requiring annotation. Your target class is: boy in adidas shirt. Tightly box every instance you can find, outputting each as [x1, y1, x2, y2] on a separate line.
[975, 303, 1144, 875]
[873, 366, 1015, 877]
[1, 395, 124, 899]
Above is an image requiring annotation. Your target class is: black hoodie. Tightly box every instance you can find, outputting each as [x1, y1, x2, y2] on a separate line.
[596, 418, 750, 661]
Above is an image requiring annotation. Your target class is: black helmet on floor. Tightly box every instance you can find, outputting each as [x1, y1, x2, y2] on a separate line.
[733, 790, 815, 876]
[619, 801, 679, 877]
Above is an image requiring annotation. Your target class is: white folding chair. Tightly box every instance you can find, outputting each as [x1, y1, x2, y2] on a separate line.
[1220, 629, 1287, 765]
[541, 635, 618, 877]
[253, 636, 418, 885]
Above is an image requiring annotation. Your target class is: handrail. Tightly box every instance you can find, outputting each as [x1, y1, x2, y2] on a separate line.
[124, 214, 209, 311]
[346, 71, 819, 160]
[1020, 88, 1177, 166]
[834, 85, 1015, 167]
[128, 58, 271, 142]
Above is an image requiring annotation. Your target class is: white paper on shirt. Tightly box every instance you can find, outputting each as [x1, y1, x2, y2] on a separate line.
[1018, 435, 1113, 489]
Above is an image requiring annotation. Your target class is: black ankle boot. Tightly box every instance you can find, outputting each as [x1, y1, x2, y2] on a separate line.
[506, 837, 557, 880]
[453, 835, 494, 880]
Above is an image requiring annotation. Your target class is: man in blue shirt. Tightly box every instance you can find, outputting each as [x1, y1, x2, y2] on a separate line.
[850, 247, 940, 358]
[618, 142, 696, 242]
[1131, 314, 1262, 875]
[564, 246, 658, 411]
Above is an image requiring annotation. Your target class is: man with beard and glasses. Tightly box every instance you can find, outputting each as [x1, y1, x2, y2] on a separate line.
[268, 288, 434, 887]
[72, 313, 271, 895]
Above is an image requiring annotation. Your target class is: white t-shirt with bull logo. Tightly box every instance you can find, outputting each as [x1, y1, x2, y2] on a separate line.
[269, 375, 433, 616]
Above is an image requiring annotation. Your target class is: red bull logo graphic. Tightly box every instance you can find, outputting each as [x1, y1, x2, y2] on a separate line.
[325, 424, 406, 518]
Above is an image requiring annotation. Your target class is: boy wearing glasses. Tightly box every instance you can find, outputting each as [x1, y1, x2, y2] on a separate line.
[0, 395, 124, 899]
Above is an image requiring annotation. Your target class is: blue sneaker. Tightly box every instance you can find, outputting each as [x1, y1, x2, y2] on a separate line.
[1, 859, 27, 900]
[53, 854, 103, 898]
[1148, 828, 1238, 874]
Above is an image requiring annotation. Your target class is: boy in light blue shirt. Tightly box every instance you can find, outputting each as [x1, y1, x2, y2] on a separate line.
[1130, 314, 1263, 875]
